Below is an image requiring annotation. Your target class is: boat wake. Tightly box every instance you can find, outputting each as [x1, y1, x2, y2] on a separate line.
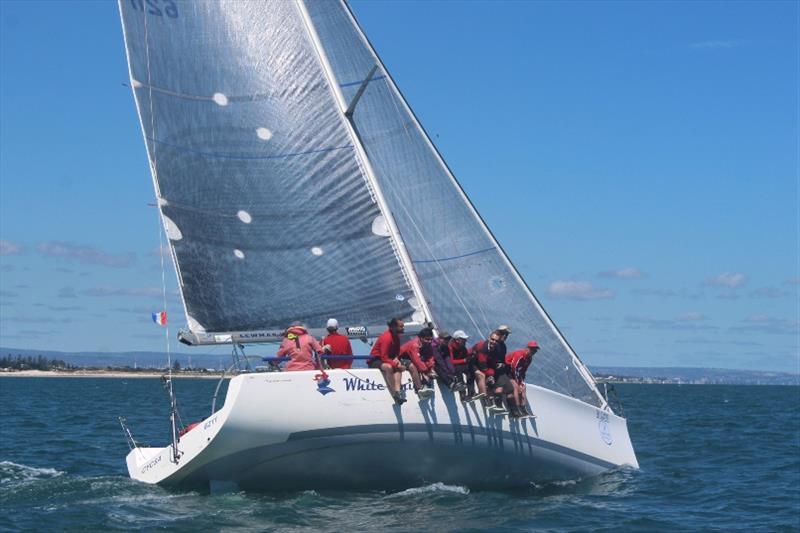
[388, 482, 470, 497]
[0, 461, 64, 487]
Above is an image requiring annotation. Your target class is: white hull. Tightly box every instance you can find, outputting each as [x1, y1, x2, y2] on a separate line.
[127, 370, 638, 491]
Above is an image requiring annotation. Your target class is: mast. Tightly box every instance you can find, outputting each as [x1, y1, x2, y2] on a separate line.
[294, 0, 434, 327]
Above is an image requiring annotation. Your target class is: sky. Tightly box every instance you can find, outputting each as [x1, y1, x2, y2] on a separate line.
[0, 1, 797, 373]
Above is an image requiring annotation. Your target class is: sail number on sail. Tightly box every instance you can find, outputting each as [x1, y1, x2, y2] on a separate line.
[128, 0, 178, 19]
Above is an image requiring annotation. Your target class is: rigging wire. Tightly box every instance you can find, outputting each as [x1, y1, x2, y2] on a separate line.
[140, 4, 185, 447]
[141, 3, 172, 381]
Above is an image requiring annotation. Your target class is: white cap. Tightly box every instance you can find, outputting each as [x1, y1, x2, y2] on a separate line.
[452, 330, 469, 340]
[326, 318, 338, 329]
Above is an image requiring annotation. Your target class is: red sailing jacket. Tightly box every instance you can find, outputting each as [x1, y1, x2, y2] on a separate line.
[506, 349, 532, 383]
[400, 337, 435, 373]
[470, 340, 506, 376]
[370, 329, 401, 368]
[323, 331, 353, 369]
[448, 340, 470, 365]
[470, 340, 493, 376]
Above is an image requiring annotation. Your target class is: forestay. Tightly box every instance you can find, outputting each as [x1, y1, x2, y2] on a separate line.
[303, 0, 605, 407]
[119, 1, 427, 335]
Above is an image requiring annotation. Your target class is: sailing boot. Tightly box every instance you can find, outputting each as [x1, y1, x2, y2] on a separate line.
[392, 391, 407, 405]
[522, 402, 536, 418]
[416, 387, 434, 400]
[488, 396, 508, 415]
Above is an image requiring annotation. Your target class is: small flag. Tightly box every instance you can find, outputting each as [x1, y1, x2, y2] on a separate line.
[152, 311, 167, 326]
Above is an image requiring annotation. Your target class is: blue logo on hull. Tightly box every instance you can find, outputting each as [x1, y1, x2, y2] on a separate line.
[316, 377, 335, 395]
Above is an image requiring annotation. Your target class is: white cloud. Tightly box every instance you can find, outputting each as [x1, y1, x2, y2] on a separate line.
[707, 272, 746, 288]
[547, 281, 614, 300]
[37, 241, 135, 268]
[598, 267, 645, 279]
[0, 240, 23, 255]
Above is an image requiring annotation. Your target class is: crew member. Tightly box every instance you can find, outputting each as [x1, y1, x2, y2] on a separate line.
[506, 341, 539, 418]
[399, 327, 436, 398]
[322, 318, 353, 369]
[277, 323, 329, 371]
[468, 331, 504, 401]
[434, 330, 468, 395]
[486, 325, 512, 414]
[369, 318, 423, 404]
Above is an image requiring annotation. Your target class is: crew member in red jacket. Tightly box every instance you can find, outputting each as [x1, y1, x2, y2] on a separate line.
[505, 341, 539, 418]
[440, 330, 469, 398]
[468, 331, 503, 401]
[399, 327, 436, 397]
[322, 318, 353, 369]
[369, 318, 424, 404]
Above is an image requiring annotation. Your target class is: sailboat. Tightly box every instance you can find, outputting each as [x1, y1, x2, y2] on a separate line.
[117, 0, 638, 490]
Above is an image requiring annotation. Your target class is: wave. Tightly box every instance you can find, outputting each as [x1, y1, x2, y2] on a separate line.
[387, 482, 470, 497]
[0, 461, 64, 486]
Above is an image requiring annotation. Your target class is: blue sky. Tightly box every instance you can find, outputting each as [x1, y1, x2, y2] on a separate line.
[0, 1, 797, 372]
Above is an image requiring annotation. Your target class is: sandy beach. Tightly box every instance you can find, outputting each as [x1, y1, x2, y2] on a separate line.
[0, 369, 227, 379]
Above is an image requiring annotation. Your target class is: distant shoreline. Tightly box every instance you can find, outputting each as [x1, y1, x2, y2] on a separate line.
[0, 370, 226, 379]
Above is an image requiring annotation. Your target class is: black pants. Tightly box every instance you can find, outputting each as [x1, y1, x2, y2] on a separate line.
[433, 350, 456, 387]
[456, 363, 473, 395]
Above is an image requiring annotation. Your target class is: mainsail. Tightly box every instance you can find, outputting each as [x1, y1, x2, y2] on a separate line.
[119, 0, 606, 407]
[119, 0, 428, 335]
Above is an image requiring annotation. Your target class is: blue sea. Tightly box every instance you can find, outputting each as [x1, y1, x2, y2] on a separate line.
[1, 378, 798, 532]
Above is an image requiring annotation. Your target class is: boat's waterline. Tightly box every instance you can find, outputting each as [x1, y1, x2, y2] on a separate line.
[126, 370, 638, 491]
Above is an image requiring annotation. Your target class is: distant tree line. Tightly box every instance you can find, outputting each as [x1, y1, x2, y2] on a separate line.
[0, 354, 75, 371]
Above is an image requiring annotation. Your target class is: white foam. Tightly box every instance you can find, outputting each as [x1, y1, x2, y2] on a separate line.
[0, 461, 64, 485]
[388, 482, 469, 497]
[310, 246, 323, 256]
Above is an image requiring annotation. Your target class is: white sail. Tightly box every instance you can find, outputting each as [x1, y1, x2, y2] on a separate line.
[303, 0, 605, 407]
[119, 0, 428, 336]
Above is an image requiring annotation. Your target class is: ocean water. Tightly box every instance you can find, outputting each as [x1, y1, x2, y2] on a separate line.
[0, 379, 797, 532]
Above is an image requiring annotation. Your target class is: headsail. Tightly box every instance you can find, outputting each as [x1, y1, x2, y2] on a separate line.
[303, 0, 606, 407]
[118, 1, 429, 336]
